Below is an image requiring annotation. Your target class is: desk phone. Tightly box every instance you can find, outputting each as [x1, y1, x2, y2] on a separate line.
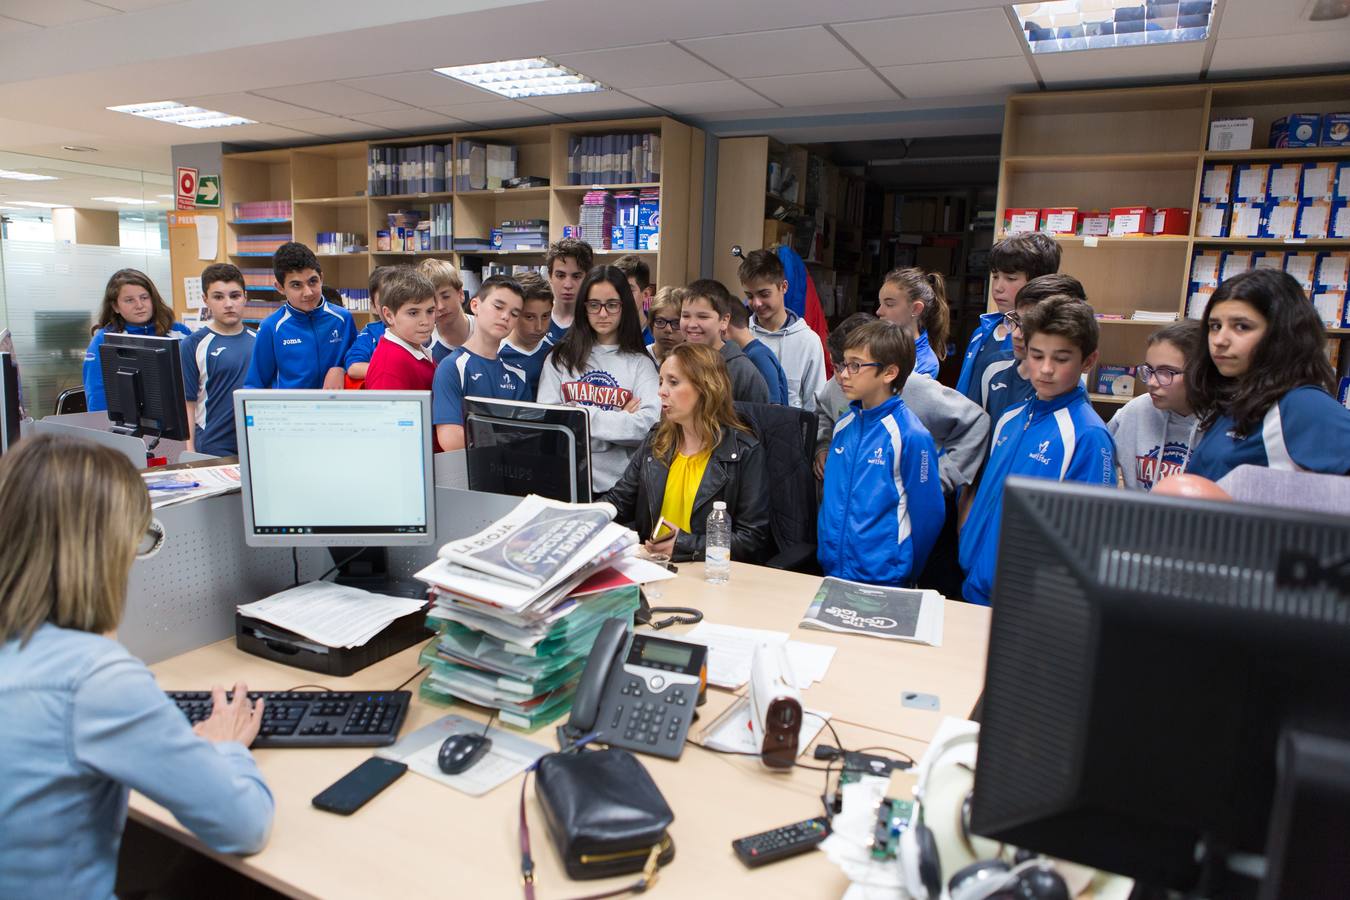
[566, 618, 707, 760]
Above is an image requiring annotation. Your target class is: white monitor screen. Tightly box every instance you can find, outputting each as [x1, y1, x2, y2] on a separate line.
[235, 391, 433, 546]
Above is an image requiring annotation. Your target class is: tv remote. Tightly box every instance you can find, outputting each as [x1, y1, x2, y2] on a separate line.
[731, 816, 831, 868]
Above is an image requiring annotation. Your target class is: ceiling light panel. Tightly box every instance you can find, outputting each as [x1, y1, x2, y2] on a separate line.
[91, 196, 153, 204]
[433, 58, 608, 99]
[107, 101, 255, 128]
[0, 169, 57, 181]
[1013, 1, 1214, 54]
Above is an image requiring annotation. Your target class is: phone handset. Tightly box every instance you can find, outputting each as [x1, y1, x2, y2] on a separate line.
[562, 617, 631, 741]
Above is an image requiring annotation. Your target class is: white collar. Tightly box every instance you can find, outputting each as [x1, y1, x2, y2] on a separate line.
[382, 331, 433, 362]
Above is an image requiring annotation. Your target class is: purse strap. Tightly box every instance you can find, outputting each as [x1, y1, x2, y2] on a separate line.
[518, 763, 664, 900]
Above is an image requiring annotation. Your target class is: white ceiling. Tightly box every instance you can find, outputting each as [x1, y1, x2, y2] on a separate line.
[0, 0, 1346, 177]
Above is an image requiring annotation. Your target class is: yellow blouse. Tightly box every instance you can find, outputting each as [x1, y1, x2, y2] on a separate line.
[658, 448, 711, 534]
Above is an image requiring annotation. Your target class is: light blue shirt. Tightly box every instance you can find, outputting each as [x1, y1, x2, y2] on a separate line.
[0, 624, 274, 899]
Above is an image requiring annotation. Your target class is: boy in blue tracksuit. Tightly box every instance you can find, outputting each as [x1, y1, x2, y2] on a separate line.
[818, 321, 944, 587]
[244, 242, 355, 390]
[181, 264, 255, 456]
[985, 274, 1087, 425]
[955, 233, 1061, 411]
[960, 297, 1116, 605]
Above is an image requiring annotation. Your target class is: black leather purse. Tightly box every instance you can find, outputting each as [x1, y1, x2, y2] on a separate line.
[518, 748, 675, 899]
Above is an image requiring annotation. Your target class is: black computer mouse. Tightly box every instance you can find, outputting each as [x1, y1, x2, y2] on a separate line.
[438, 733, 492, 775]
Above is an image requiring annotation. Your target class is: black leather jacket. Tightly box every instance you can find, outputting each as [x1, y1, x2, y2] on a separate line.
[603, 425, 771, 563]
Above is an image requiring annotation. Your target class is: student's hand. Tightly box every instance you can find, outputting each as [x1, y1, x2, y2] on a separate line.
[813, 449, 827, 480]
[622, 394, 641, 413]
[643, 533, 677, 559]
[321, 367, 345, 391]
[193, 682, 264, 747]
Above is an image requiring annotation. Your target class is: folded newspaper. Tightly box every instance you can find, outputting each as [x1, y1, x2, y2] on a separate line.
[800, 576, 945, 647]
[141, 463, 242, 509]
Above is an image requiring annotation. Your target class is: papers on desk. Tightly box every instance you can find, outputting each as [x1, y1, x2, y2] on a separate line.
[697, 695, 830, 758]
[378, 714, 550, 797]
[236, 581, 426, 649]
[141, 463, 241, 509]
[800, 577, 944, 647]
[681, 622, 836, 690]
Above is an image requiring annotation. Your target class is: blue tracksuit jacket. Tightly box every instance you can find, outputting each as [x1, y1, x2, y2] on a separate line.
[244, 300, 355, 390]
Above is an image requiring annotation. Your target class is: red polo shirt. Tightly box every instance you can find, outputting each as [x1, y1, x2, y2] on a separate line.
[364, 332, 441, 451]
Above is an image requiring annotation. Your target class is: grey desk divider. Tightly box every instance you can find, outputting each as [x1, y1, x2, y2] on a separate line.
[119, 483, 522, 666]
[34, 411, 192, 469]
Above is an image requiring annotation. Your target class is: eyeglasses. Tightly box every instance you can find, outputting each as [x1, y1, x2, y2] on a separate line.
[136, 519, 165, 559]
[1002, 311, 1023, 331]
[837, 360, 884, 376]
[585, 300, 623, 315]
[651, 316, 680, 331]
[1137, 363, 1182, 386]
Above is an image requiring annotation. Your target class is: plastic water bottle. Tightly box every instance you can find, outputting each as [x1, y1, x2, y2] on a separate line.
[705, 501, 731, 584]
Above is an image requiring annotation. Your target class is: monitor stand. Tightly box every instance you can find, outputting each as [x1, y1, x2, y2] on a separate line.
[329, 546, 427, 600]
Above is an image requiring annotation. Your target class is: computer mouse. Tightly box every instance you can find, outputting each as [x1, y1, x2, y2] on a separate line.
[437, 733, 492, 775]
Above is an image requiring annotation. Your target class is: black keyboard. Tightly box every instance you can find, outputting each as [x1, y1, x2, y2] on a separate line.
[168, 690, 412, 748]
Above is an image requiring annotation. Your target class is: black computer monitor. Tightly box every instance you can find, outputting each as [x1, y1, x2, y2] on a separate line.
[463, 397, 592, 502]
[0, 352, 21, 453]
[970, 477, 1350, 898]
[99, 333, 190, 442]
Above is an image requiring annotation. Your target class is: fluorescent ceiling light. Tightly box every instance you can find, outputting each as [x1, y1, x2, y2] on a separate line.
[433, 57, 607, 99]
[107, 101, 255, 129]
[1013, 1, 1214, 53]
[0, 169, 57, 181]
[4, 201, 71, 208]
[92, 196, 154, 204]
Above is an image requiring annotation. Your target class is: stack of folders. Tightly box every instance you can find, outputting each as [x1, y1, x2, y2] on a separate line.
[414, 496, 641, 730]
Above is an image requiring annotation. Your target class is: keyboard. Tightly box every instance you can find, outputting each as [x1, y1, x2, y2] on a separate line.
[167, 690, 412, 748]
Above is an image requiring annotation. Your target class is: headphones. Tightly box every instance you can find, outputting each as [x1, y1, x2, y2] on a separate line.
[899, 726, 1071, 900]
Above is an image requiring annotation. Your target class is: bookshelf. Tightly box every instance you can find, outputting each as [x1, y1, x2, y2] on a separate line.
[202, 116, 705, 326]
[994, 74, 1350, 418]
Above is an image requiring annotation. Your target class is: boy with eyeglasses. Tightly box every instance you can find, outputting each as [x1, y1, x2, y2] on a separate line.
[817, 320, 944, 587]
[646, 287, 686, 365]
[1107, 319, 1205, 490]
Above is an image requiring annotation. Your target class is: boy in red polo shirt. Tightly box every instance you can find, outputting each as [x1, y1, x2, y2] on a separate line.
[364, 268, 441, 448]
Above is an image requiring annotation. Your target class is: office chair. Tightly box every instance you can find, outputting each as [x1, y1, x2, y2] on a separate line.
[54, 387, 87, 415]
[733, 401, 819, 574]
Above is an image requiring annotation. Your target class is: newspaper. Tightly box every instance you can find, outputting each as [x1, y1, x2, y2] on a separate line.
[800, 576, 945, 647]
[436, 494, 620, 588]
[141, 463, 242, 509]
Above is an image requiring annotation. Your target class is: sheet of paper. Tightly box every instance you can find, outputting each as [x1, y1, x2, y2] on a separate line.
[1269, 166, 1300, 199]
[698, 695, 829, 758]
[1197, 205, 1226, 238]
[1318, 255, 1348, 288]
[1284, 253, 1315, 288]
[1232, 204, 1262, 238]
[1303, 165, 1332, 200]
[195, 215, 219, 260]
[1191, 254, 1220, 285]
[1298, 203, 1330, 238]
[1236, 166, 1267, 200]
[1335, 206, 1350, 239]
[1202, 167, 1231, 201]
[1221, 253, 1253, 282]
[237, 581, 426, 649]
[683, 622, 836, 689]
[379, 714, 549, 797]
[184, 277, 205, 310]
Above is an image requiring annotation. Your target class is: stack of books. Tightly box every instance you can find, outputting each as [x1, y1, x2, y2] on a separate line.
[234, 232, 291, 256]
[368, 143, 453, 196]
[566, 132, 661, 185]
[580, 191, 615, 249]
[493, 219, 548, 251]
[414, 496, 641, 730]
[232, 200, 291, 222]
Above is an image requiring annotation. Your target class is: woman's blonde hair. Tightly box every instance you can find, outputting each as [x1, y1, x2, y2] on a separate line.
[0, 435, 151, 645]
[650, 343, 749, 463]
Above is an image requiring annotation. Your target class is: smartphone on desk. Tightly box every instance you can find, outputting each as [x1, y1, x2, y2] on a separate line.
[312, 757, 407, 815]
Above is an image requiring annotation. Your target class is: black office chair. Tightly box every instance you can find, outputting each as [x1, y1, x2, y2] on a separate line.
[54, 387, 87, 415]
[733, 401, 819, 574]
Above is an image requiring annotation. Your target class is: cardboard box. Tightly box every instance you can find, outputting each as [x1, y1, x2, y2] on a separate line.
[1201, 164, 1234, 202]
[1262, 200, 1299, 239]
[1197, 202, 1229, 238]
[1233, 163, 1270, 203]
[1320, 113, 1350, 147]
[1209, 117, 1254, 151]
[1296, 200, 1332, 239]
[1230, 202, 1264, 238]
[1108, 206, 1152, 237]
[1302, 162, 1338, 201]
[1003, 207, 1040, 234]
[1080, 211, 1110, 236]
[1040, 207, 1080, 235]
[1270, 114, 1322, 148]
[1151, 207, 1191, 235]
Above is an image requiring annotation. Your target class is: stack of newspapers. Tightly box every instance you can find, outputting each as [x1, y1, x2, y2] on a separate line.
[414, 496, 641, 730]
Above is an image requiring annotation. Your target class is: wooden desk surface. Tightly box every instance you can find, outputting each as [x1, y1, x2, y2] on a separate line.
[133, 563, 990, 899]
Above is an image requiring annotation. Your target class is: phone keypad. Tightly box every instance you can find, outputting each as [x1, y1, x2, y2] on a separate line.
[600, 680, 693, 760]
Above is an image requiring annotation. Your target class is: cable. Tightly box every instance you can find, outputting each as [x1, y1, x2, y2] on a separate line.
[291, 547, 299, 586]
[391, 665, 427, 692]
[481, 708, 498, 737]
[283, 683, 335, 692]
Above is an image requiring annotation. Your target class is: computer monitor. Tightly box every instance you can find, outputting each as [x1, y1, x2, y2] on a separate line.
[0, 352, 21, 453]
[234, 390, 435, 550]
[463, 397, 592, 502]
[99, 333, 190, 442]
[970, 477, 1350, 898]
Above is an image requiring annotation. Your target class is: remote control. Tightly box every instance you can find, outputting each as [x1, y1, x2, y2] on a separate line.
[731, 816, 831, 868]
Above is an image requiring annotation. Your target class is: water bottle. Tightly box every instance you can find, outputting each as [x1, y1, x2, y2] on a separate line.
[705, 501, 731, 584]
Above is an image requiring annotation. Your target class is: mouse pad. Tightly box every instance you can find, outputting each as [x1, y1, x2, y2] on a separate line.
[378, 714, 550, 797]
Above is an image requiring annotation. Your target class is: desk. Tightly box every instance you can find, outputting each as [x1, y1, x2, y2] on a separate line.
[132, 562, 990, 899]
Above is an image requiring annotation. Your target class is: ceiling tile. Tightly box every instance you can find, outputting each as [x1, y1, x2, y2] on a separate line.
[346, 108, 469, 131]
[425, 101, 561, 127]
[173, 92, 320, 123]
[627, 80, 779, 115]
[94, 0, 185, 9]
[287, 117, 393, 139]
[1034, 42, 1206, 85]
[0, 0, 116, 27]
[832, 8, 1024, 67]
[878, 56, 1037, 99]
[0, 15, 39, 34]
[678, 26, 862, 78]
[555, 42, 726, 89]
[1210, 31, 1350, 74]
[209, 123, 314, 142]
[518, 90, 655, 117]
[743, 69, 899, 106]
[1218, 0, 1350, 38]
[337, 71, 498, 108]
[252, 82, 409, 116]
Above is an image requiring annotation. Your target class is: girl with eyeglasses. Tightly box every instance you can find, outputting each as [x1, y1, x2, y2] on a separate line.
[1185, 269, 1350, 481]
[537, 266, 660, 492]
[1106, 319, 1206, 490]
[0, 436, 272, 898]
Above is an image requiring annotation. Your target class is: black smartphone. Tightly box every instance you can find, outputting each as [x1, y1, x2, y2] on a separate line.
[312, 757, 408, 816]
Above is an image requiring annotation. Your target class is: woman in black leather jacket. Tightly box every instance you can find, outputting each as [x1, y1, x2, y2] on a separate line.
[603, 343, 771, 563]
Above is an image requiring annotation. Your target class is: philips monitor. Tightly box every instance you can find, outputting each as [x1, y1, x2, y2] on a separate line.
[463, 397, 592, 503]
[970, 477, 1350, 899]
[0, 353, 20, 454]
[234, 390, 435, 549]
[98, 333, 190, 442]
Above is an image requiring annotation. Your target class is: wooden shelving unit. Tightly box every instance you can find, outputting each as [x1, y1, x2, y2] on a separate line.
[995, 73, 1350, 418]
[194, 116, 705, 327]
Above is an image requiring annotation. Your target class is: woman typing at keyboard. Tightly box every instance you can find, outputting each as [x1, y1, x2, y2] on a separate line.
[0, 435, 274, 898]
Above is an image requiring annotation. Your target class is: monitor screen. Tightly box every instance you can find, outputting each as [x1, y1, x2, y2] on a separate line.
[0, 353, 20, 454]
[234, 390, 434, 547]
